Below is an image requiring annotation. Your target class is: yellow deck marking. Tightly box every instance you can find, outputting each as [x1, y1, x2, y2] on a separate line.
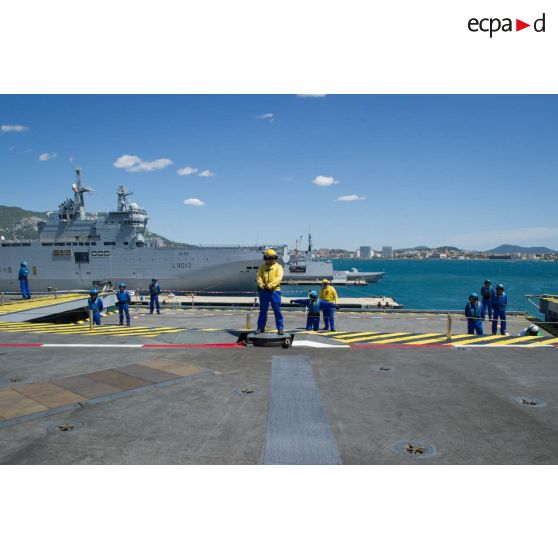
[408, 334, 471, 345]
[487, 336, 551, 346]
[0, 293, 90, 314]
[0, 321, 183, 337]
[525, 338, 558, 346]
[360, 333, 445, 345]
[452, 335, 504, 345]
[334, 331, 380, 339]
[337, 332, 408, 343]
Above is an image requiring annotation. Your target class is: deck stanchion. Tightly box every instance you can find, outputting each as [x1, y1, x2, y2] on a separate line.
[89, 309, 94, 331]
[446, 313, 452, 340]
[245, 313, 251, 331]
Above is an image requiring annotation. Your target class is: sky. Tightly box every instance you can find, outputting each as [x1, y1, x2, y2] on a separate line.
[1, 94, 557, 250]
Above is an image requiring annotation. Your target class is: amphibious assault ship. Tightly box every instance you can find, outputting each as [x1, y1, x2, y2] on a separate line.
[0, 170, 273, 292]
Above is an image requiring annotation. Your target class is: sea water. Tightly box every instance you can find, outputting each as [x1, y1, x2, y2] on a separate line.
[282, 259, 558, 315]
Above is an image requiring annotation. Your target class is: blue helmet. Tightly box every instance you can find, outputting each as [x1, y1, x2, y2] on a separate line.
[309, 290, 318, 298]
[119, 282, 126, 288]
[469, 292, 478, 298]
[20, 261, 28, 267]
[90, 288, 98, 295]
[496, 284, 505, 290]
[151, 277, 157, 281]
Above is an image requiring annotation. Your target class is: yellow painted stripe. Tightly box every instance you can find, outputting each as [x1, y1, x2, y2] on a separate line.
[334, 331, 381, 339]
[408, 333, 471, 345]
[338, 332, 409, 343]
[525, 338, 558, 346]
[452, 335, 504, 345]
[487, 336, 550, 346]
[364, 333, 446, 345]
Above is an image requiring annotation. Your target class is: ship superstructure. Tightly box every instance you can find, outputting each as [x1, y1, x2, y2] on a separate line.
[0, 170, 271, 292]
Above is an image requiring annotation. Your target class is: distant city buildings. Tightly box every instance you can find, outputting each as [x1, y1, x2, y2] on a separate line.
[314, 245, 558, 261]
[381, 246, 393, 259]
[360, 246, 372, 258]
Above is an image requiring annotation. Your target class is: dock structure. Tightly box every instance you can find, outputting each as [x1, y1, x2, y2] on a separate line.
[133, 294, 403, 309]
[0, 292, 116, 323]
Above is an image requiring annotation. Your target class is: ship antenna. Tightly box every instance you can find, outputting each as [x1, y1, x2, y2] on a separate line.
[116, 185, 134, 211]
[71, 168, 93, 217]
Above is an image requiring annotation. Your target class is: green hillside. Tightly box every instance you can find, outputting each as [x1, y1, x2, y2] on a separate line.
[0, 205, 47, 240]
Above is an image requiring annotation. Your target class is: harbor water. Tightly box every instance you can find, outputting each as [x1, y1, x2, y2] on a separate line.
[282, 259, 558, 315]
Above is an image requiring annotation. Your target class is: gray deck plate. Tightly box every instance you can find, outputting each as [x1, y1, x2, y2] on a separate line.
[262, 355, 341, 465]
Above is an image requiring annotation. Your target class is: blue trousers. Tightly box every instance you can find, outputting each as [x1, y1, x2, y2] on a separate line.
[481, 298, 493, 320]
[467, 319, 483, 335]
[306, 316, 320, 331]
[150, 295, 160, 313]
[20, 279, 31, 299]
[92, 311, 102, 326]
[492, 308, 506, 335]
[119, 303, 130, 325]
[322, 307, 335, 330]
[257, 290, 284, 331]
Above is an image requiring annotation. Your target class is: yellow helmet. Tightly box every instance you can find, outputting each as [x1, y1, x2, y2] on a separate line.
[321, 278, 330, 284]
[264, 248, 277, 258]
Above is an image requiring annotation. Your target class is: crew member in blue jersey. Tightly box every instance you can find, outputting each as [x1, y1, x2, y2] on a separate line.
[18, 261, 31, 299]
[491, 284, 508, 335]
[464, 292, 483, 335]
[116, 282, 132, 326]
[290, 291, 339, 331]
[480, 279, 495, 320]
[88, 289, 104, 326]
[256, 249, 284, 334]
[149, 277, 161, 314]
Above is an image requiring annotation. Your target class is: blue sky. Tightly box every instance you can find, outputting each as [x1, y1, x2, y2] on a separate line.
[1, 95, 557, 250]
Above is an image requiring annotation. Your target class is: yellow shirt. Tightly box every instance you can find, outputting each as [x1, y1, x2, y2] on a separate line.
[319, 285, 338, 303]
[257, 262, 284, 291]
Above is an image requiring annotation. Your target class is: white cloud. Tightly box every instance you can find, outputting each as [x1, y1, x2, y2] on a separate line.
[446, 226, 558, 250]
[313, 175, 339, 187]
[257, 113, 274, 122]
[1, 124, 29, 132]
[38, 152, 57, 161]
[184, 198, 206, 206]
[198, 169, 216, 177]
[296, 94, 327, 98]
[337, 195, 365, 202]
[113, 154, 173, 172]
[177, 166, 199, 176]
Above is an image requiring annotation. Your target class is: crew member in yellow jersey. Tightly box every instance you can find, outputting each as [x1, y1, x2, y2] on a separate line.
[319, 278, 338, 331]
[256, 248, 284, 334]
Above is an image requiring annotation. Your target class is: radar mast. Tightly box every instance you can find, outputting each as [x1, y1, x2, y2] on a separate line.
[116, 186, 134, 211]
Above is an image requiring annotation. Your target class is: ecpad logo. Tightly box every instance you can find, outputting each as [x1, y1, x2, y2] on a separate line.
[468, 13, 546, 37]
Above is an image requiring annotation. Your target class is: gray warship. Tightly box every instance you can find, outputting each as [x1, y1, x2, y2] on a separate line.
[0, 170, 271, 293]
[283, 234, 384, 284]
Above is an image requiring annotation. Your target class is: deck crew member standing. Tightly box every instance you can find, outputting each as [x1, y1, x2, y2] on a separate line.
[480, 280, 495, 320]
[18, 261, 31, 299]
[291, 291, 338, 331]
[88, 289, 104, 326]
[491, 284, 508, 335]
[256, 249, 284, 334]
[319, 278, 338, 331]
[116, 282, 132, 326]
[149, 277, 161, 315]
[464, 292, 483, 335]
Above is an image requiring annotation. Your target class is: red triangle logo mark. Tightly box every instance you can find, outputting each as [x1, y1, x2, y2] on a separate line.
[516, 19, 530, 31]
